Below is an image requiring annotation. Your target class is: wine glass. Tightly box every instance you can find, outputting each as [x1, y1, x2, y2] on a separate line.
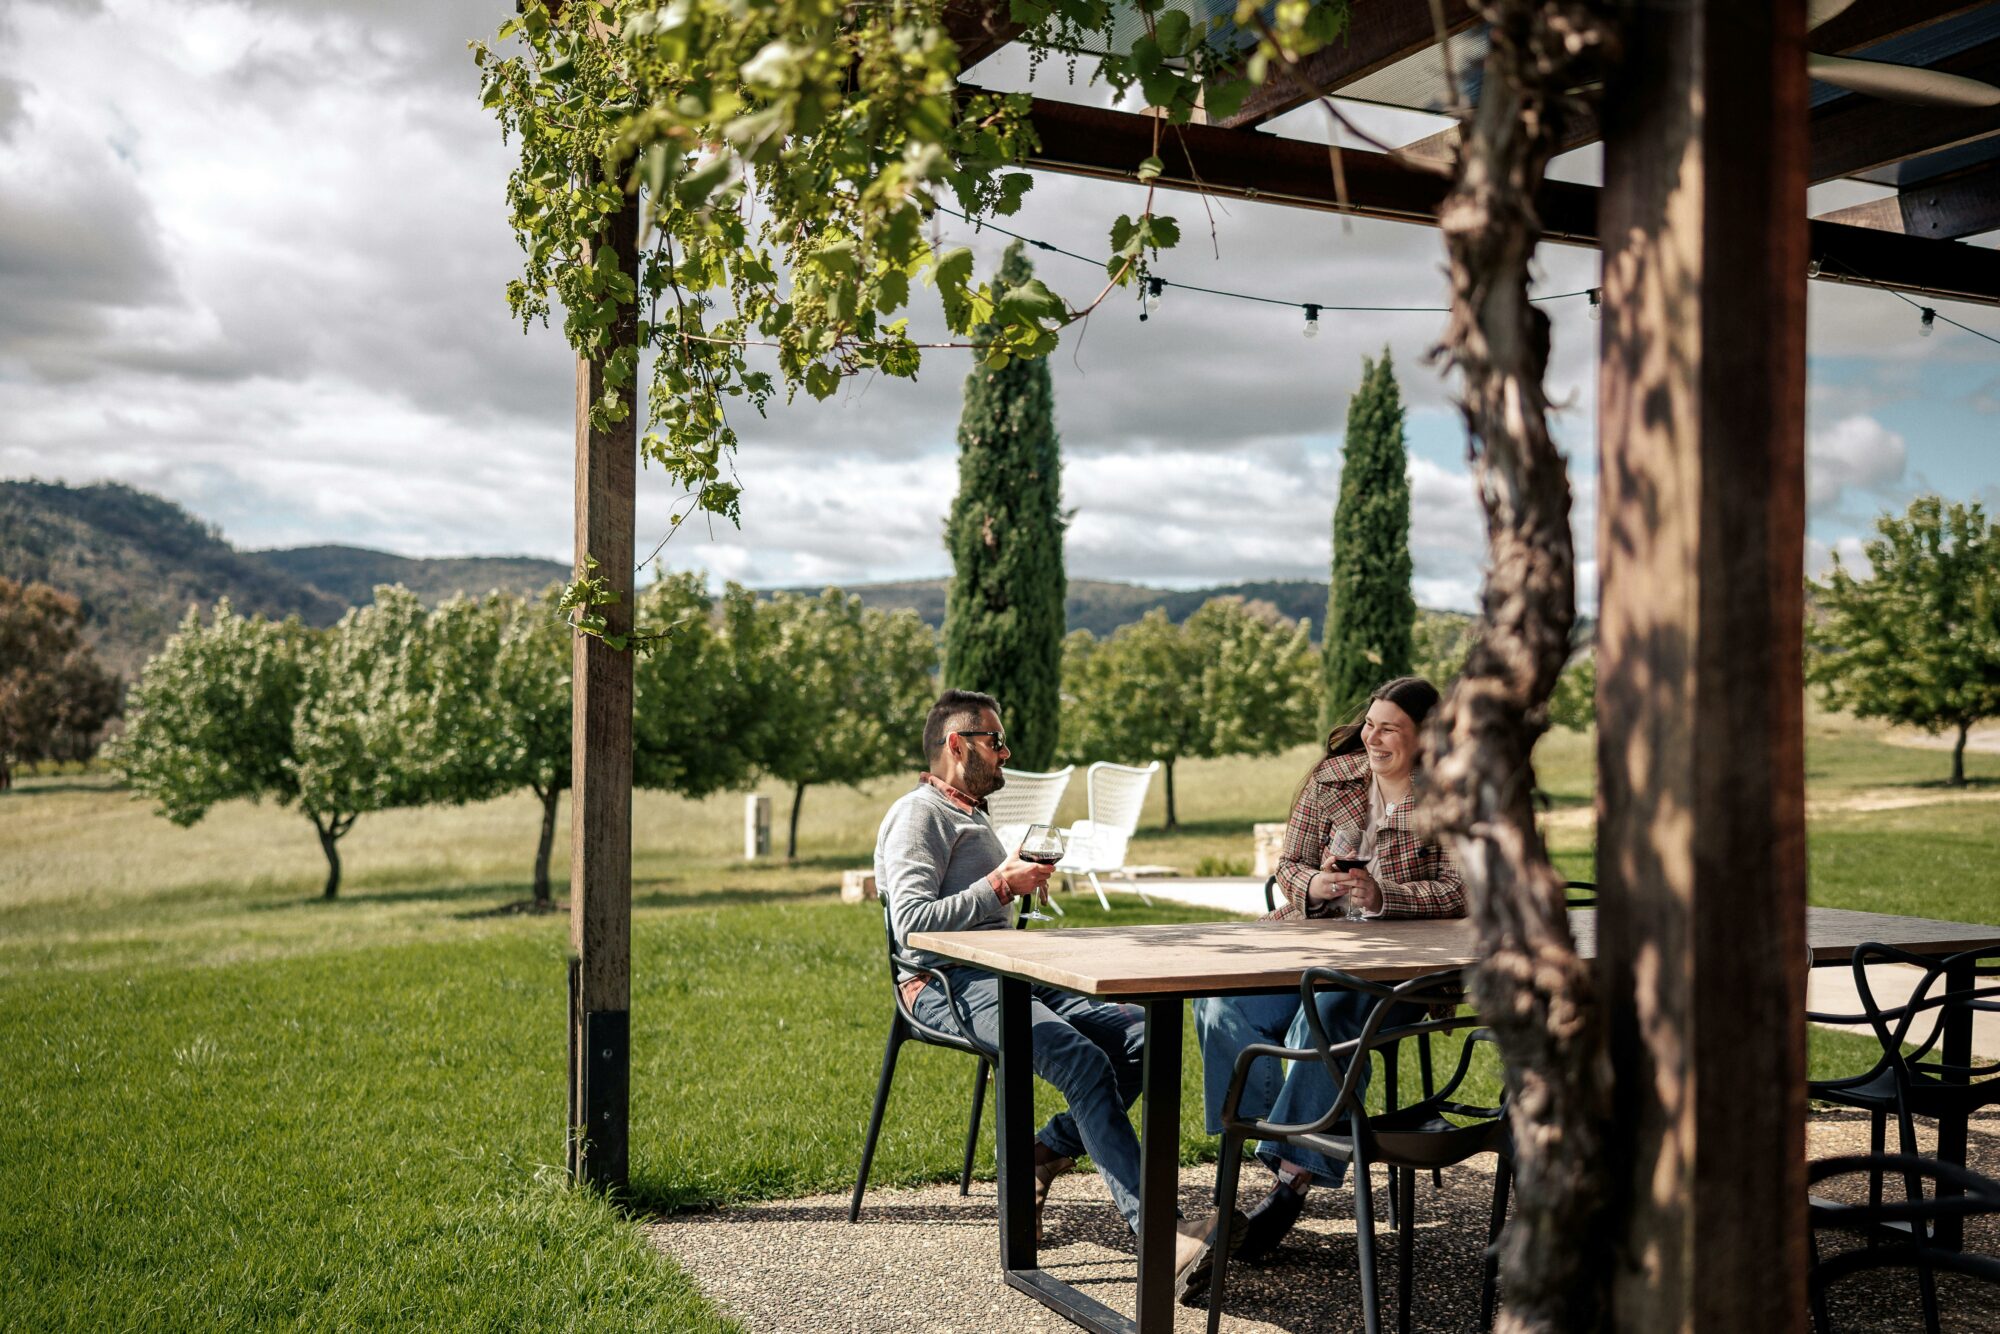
[1017, 824, 1067, 921]
[1327, 830, 1370, 922]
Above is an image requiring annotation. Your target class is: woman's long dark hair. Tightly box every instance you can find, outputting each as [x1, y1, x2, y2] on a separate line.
[1322, 676, 1441, 760]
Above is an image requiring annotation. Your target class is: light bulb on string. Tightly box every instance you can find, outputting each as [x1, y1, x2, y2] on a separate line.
[1587, 288, 1602, 322]
[1145, 276, 1164, 315]
[1303, 303, 1321, 339]
[1920, 307, 1936, 337]
[1807, 258, 1822, 279]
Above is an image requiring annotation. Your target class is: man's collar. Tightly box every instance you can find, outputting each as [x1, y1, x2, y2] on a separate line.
[920, 771, 988, 814]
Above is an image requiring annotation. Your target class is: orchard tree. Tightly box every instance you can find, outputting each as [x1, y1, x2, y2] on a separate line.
[0, 578, 120, 788]
[491, 588, 575, 907]
[1547, 653, 1595, 733]
[632, 572, 759, 805]
[1324, 349, 1415, 727]
[747, 589, 937, 859]
[112, 601, 308, 834]
[290, 587, 480, 899]
[1809, 495, 2000, 786]
[1063, 598, 1316, 829]
[941, 240, 1067, 770]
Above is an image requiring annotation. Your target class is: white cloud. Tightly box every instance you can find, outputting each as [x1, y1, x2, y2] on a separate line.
[1806, 414, 1907, 517]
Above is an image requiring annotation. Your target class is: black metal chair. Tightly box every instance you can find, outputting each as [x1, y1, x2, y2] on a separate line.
[1808, 1154, 2000, 1334]
[848, 904, 1028, 1223]
[1205, 966, 1511, 1334]
[1805, 942, 2000, 1331]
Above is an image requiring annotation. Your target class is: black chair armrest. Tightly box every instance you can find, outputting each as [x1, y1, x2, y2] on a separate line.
[887, 948, 998, 1059]
[1264, 875, 1278, 913]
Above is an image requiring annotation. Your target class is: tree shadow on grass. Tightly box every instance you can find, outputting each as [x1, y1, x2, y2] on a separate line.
[240, 879, 552, 913]
[0, 780, 123, 799]
[631, 884, 836, 912]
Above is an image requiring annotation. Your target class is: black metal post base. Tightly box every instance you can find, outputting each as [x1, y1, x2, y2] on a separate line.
[570, 1000, 630, 1194]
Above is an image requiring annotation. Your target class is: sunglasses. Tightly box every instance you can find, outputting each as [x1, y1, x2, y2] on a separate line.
[955, 730, 1008, 750]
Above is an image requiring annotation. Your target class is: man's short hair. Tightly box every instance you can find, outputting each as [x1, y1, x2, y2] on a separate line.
[924, 689, 1000, 760]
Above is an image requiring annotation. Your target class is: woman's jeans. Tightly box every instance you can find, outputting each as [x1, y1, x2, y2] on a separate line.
[912, 967, 1148, 1232]
[1193, 987, 1387, 1189]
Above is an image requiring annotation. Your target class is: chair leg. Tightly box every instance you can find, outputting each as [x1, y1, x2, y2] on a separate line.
[1089, 872, 1111, 912]
[1353, 1146, 1383, 1334]
[1396, 1166, 1416, 1334]
[1894, 1105, 1941, 1334]
[960, 1057, 990, 1196]
[850, 1023, 905, 1223]
[1807, 1228, 1832, 1334]
[1480, 1156, 1511, 1333]
[1417, 1038, 1442, 1190]
[1382, 1048, 1400, 1229]
[1865, 1111, 1886, 1240]
[1207, 1133, 1249, 1334]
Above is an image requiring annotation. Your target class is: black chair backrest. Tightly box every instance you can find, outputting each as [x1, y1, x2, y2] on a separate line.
[1293, 966, 1499, 1135]
[1849, 942, 2000, 1086]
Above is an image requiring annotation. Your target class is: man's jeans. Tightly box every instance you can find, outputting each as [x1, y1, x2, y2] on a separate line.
[912, 967, 1147, 1232]
[1192, 988, 1389, 1189]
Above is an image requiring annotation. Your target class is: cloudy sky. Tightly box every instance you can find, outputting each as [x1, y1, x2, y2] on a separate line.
[4, 0, 1997, 612]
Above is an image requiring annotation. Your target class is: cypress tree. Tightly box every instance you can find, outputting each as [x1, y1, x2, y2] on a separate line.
[941, 241, 1067, 769]
[1323, 347, 1416, 728]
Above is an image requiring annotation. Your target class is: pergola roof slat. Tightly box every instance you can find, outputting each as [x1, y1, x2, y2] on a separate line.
[1809, 35, 2000, 182]
[1814, 160, 2000, 238]
[1212, 0, 1478, 129]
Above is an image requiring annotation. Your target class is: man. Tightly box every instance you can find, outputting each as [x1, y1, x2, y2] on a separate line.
[876, 689, 1225, 1278]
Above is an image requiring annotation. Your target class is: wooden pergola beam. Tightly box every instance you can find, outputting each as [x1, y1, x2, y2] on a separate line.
[996, 89, 2000, 306]
[1810, 35, 2000, 183]
[943, 0, 1024, 71]
[1212, 0, 1478, 129]
[1815, 161, 2000, 239]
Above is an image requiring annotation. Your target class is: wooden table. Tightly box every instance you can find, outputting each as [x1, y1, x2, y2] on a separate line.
[910, 906, 2000, 1334]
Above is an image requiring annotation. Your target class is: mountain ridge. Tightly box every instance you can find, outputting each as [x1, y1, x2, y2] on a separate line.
[3, 479, 1469, 678]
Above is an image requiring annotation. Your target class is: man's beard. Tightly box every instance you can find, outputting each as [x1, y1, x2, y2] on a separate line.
[966, 756, 1007, 798]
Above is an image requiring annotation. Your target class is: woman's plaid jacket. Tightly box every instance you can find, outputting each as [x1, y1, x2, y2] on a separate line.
[1264, 750, 1464, 922]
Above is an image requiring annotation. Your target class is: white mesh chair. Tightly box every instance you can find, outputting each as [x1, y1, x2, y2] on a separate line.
[1057, 761, 1159, 910]
[985, 764, 1075, 856]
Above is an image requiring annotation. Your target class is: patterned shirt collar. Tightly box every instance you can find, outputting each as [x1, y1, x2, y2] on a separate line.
[919, 771, 988, 814]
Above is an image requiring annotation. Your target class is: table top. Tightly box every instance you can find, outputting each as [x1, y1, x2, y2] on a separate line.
[908, 906, 2000, 998]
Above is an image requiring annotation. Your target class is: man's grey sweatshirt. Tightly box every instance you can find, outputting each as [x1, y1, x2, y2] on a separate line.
[874, 783, 1010, 978]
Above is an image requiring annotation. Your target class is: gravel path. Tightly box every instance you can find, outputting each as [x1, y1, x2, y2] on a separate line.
[645, 1112, 2000, 1333]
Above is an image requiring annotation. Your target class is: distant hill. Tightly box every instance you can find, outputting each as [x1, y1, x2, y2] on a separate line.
[0, 481, 568, 678]
[247, 546, 569, 609]
[5, 478, 1486, 680]
[777, 577, 1334, 639]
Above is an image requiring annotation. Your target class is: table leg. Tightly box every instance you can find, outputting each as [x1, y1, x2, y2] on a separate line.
[1935, 956, 1974, 1251]
[1133, 998, 1182, 1334]
[997, 975, 1037, 1272]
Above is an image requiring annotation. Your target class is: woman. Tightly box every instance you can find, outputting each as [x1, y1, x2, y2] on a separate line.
[1183, 676, 1463, 1294]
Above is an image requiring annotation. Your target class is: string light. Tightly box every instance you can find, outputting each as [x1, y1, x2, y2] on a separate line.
[925, 205, 1995, 350]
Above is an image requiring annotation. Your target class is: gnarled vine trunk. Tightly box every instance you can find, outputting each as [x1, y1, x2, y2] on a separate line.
[1423, 3, 1621, 1331]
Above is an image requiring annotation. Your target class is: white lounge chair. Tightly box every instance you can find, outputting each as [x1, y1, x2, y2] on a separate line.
[986, 764, 1075, 856]
[1057, 761, 1159, 910]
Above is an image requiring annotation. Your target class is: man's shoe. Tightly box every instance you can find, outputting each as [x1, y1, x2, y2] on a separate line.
[1173, 1210, 1250, 1306]
[1032, 1148, 1073, 1243]
[1235, 1179, 1308, 1263]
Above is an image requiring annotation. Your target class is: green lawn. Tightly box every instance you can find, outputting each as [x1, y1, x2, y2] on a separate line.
[2, 712, 1993, 1329]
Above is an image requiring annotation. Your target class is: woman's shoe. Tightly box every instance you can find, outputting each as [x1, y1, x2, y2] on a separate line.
[1032, 1147, 1073, 1242]
[1235, 1178, 1308, 1262]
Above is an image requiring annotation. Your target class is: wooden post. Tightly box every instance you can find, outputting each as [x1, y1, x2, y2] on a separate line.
[1596, 1, 1810, 1328]
[569, 190, 640, 1194]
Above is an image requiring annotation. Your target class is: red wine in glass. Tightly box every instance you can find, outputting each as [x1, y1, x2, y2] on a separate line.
[1017, 824, 1067, 919]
